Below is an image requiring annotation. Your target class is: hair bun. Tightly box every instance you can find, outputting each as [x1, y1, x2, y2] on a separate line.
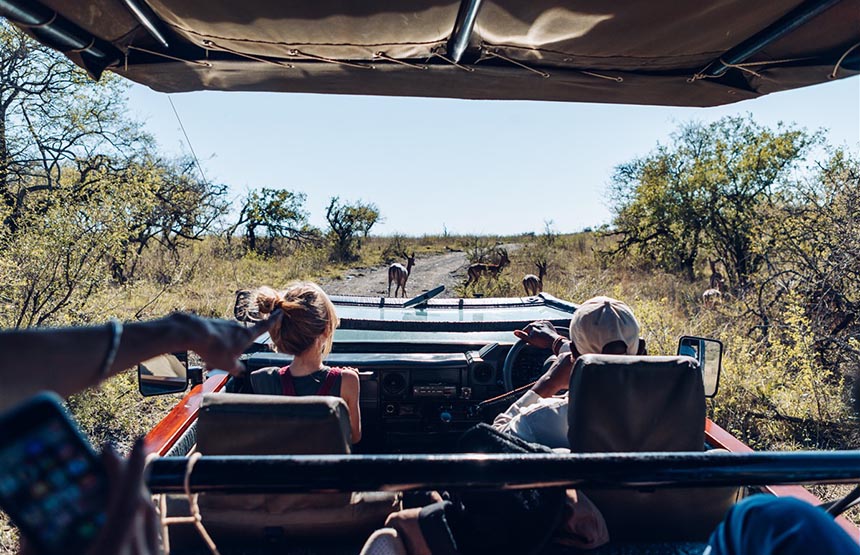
[255, 286, 283, 315]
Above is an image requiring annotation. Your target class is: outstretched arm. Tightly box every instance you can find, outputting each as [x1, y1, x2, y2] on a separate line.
[530, 351, 575, 398]
[514, 320, 579, 398]
[0, 312, 280, 410]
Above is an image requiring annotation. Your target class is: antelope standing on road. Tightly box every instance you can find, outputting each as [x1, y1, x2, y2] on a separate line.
[522, 261, 547, 296]
[465, 248, 510, 287]
[388, 252, 416, 297]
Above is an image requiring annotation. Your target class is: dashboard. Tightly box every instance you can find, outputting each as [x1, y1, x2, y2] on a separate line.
[240, 343, 553, 453]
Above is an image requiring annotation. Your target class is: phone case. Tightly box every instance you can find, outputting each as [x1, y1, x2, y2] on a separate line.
[0, 392, 107, 554]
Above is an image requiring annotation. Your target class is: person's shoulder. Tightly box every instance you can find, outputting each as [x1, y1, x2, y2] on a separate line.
[251, 366, 281, 376]
[338, 368, 360, 391]
[249, 366, 283, 395]
[339, 368, 359, 383]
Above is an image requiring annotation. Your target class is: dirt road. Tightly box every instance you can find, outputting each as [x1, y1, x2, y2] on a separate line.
[322, 250, 469, 298]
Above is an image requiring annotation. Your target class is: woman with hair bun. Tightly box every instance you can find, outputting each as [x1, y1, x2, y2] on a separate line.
[250, 282, 361, 443]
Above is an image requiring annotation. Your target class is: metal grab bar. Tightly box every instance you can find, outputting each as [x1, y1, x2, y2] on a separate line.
[147, 450, 860, 494]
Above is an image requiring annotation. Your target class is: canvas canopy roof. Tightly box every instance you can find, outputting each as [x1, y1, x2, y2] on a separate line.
[3, 0, 859, 106]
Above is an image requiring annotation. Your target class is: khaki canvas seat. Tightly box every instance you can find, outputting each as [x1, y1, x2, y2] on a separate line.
[166, 393, 398, 548]
[567, 355, 739, 541]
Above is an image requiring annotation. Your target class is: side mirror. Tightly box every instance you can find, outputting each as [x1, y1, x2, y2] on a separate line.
[138, 352, 189, 397]
[678, 336, 723, 398]
[233, 289, 261, 324]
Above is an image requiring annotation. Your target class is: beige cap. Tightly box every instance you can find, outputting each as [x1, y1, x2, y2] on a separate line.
[569, 296, 640, 355]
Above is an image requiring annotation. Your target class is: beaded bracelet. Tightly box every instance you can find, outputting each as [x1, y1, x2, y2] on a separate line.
[98, 318, 123, 381]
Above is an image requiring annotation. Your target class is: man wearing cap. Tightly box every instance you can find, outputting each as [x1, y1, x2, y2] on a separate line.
[360, 298, 635, 555]
[370, 296, 860, 554]
[493, 296, 643, 449]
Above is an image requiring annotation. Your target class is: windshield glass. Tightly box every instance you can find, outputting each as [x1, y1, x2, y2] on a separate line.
[335, 329, 516, 344]
[335, 301, 574, 324]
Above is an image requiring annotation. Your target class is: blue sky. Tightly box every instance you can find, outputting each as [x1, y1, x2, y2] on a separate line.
[127, 77, 859, 236]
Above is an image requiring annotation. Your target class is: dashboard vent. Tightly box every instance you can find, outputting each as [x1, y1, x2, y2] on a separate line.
[470, 362, 495, 385]
[382, 372, 408, 397]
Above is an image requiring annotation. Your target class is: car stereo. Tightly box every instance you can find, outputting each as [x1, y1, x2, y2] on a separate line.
[412, 384, 458, 398]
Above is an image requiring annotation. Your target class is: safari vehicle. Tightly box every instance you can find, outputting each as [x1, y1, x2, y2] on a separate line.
[4, 0, 860, 553]
[134, 291, 860, 553]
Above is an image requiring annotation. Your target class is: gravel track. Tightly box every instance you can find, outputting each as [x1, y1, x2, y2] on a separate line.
[322, 250, 470, 298]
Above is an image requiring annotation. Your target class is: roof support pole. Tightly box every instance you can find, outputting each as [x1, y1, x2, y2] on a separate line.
[122, 0, 170, 49]
[705, 0, 844, 77]
[0, 0, 121, 76]
[447, 0, 484, 63]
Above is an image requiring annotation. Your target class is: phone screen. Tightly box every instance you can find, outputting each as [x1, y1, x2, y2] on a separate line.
[0, 394, 107, 554]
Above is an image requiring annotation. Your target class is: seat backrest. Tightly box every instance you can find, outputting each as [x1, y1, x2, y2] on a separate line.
[165, 393, 396, 547]
[567, 354, 737, 541]
[197, 393, 351, 455]
[196, 393, 353, 513]
[567, 355, 704, 453]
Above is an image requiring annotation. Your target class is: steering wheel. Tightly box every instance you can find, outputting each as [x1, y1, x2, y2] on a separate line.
[501, 338, 530, 391]
[502, 338, 562, 392]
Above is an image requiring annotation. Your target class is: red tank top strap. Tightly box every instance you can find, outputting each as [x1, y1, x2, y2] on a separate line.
[317, 367, 342, 396]
[278, 366, 296, 396]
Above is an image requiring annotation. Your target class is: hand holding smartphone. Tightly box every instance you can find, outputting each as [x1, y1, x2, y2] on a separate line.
[0, 393, 158, 555]
[0, 393, 108, 554]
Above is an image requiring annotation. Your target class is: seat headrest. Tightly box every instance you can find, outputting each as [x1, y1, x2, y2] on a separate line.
[197, 393, 352, 455]
[567, 355, 704, 453]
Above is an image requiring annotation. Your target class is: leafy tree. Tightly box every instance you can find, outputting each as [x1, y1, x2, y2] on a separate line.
[1, 170, 130, 327]
[109, 156, 229, 282]
[0, 23, 229, 324]
[607, 116, 818, 286]
[231, 188, 318, 256]
[0, 23, 148, 235]
[325, 197, 381, 261]
[754, 149, 860, 350]
[608, 128, 709, 281]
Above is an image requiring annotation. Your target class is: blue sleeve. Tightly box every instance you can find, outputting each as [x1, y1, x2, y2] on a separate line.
[707, 495, 860, 555]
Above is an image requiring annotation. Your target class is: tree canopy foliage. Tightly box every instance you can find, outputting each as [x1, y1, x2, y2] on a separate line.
[608, 116, 818, 286]
[0, 23, 226, 326]
[607, 116, 859, 401]
[0, 23, 391, 327]
[325, 197, 381, 261]
[231, 188, 320, 256]
[758, 150, 860, 344]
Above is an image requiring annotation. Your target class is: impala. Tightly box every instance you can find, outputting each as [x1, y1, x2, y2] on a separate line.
[465, 248, 510, 287]
[522, 260, 547, 296]
[387, 252, 415, 297]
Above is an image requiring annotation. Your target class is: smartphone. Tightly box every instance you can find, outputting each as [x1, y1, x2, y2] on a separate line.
[0, 392, 107, 554]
